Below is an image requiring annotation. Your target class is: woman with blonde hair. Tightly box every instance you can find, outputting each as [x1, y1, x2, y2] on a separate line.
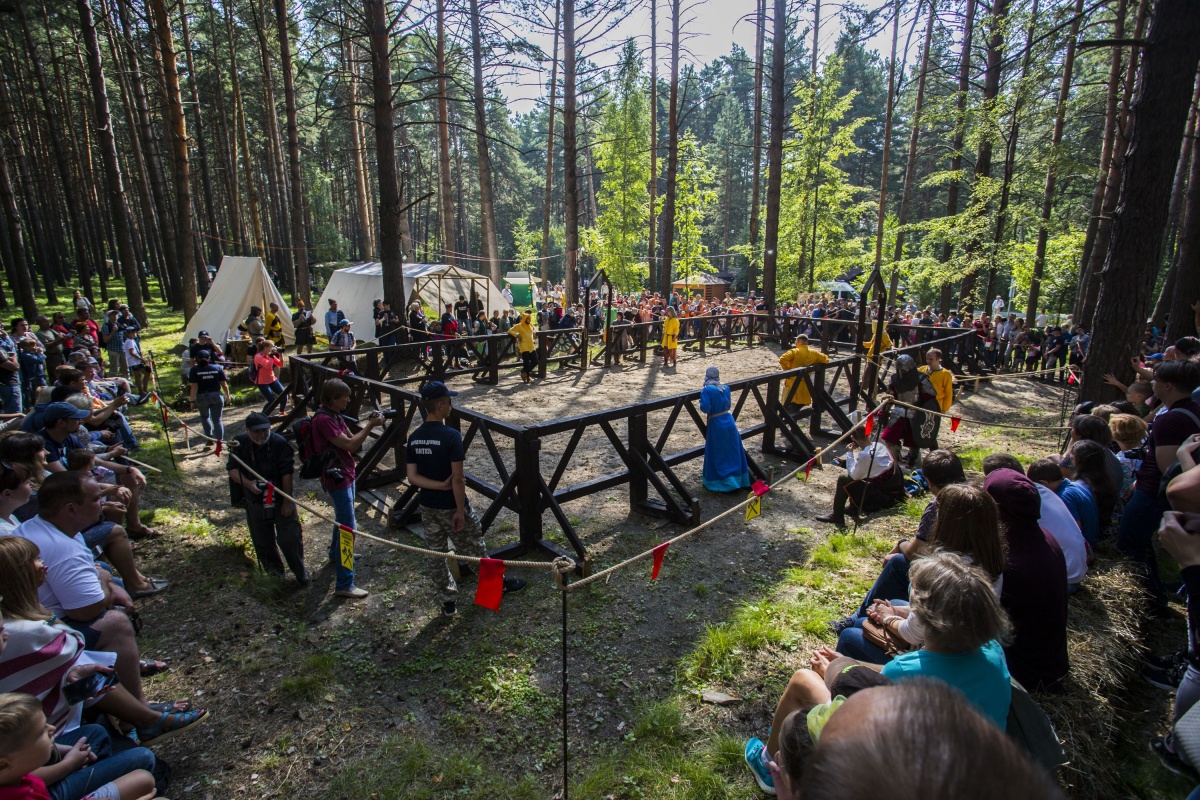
[1109, 412, 1148, 497]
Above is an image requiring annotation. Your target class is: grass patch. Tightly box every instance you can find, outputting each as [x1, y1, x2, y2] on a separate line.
[279, 652, 338, 701]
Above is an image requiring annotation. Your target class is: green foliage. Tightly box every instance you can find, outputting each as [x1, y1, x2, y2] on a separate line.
[671, 136, 718, 284]
[1007, 230, 1084, 314]
[279, 652, 338, 701]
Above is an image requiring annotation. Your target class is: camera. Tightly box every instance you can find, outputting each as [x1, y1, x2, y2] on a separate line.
[324, 464, 345, 484]
[379, 409, 401, 420]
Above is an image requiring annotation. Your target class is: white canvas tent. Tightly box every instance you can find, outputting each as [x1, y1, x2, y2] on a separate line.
[315, 262, 512, 343]
[180, 256, 295, 346]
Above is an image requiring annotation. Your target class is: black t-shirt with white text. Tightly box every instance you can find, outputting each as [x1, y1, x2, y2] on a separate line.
[406, 420, 464, 509]
[189, 363, 227, 394]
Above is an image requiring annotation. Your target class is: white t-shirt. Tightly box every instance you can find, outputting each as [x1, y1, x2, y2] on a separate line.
[846, 442, 894, 481]
[123, 337, 145, 367]
[1035, 484, 1088, 585]
[0, 513, 18, 536]
[1035, 313, 1049, 328]
[992, 299, 1005, 315]
[14, 516, 105, 616]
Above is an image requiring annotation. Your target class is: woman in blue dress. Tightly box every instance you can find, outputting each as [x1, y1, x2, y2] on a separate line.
[700, 366, 752, 492]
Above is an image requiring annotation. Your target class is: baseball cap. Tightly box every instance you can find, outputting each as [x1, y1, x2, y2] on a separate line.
[44, 401, 92, 423]
[245, 412, 272, 431]
[198, 330, 210, 338]
[340, 319, 353, 326]
[419, 381, 458, 402]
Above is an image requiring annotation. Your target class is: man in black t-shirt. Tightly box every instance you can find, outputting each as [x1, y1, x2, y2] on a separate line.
[189, 331, 224, 364]
[227, 412, 307, 582]
[405, 381, 525, 615]
[454, 296, 471, 326]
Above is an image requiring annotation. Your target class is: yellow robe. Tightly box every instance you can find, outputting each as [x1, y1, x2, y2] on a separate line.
[661, 316, 680, 349]
[264, 312, 284, 346]
[863, 328, 893, 357]
[778, 345, 829, 405]
[920, 365, 954, 412]
[508, 317, 536, 353]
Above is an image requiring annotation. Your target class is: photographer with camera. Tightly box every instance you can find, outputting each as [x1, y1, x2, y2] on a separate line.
[227, 412, 308, 584]
[310, 378, 383, 599]
[252, 338, 286, 412]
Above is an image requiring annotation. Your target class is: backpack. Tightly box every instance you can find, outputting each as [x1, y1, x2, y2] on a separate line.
[293, 409, 335, 480]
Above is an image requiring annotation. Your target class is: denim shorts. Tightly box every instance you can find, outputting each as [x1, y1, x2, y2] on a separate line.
[82, 521, 116, 552]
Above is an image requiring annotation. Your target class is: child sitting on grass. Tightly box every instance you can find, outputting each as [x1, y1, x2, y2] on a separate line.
[0, 692, 159, 800]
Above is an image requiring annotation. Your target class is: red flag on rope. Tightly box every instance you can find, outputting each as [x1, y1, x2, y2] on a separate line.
[950, 417, 961, 433]
[651, 542, 669, 580]
[1067, 371, 1077, 385]
[474, 558, 506, 611]
[803, 461, 813, 482]
[161, 405, 169, 425]
[264, 483, 275, 505]
[751, 479, 771, 497]
[214, 440, 222, 456]
[150, 393, 158, 406]
[863, 413, 874, 436]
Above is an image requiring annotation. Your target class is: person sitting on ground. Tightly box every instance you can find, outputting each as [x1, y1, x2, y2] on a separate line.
[1060, 413, 1125, 513]
[405, 382, 526, 616]
[982, 465, 1069, 692]
[745, 552, 1016, 794]
[796, 682, 1065, 800]
[778, 334, 829, 409]
[1060, 439, 1118, 541]
[1109, 413, 1148, 497]
[879, 354, 940, 469]
[0, 692, 161, 800]
[12, 473, 171, 707]
[1102, 373, 1154, 417]
[0, 537, 205, 750]
[18, 340, 46, 414]
[816, 425, 904, 527]
[831, 450, 965, 634]
[833, 484, 1007, 663]
[1118, 359, 1200, 608]
[227, 413, 307, 584]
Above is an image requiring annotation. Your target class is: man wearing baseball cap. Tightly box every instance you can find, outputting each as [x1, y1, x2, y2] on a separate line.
[406, 381, 525, 616]
[227, 412, 308, 583]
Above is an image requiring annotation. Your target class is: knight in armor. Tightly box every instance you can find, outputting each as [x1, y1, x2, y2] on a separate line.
[880, 354, 942, 469]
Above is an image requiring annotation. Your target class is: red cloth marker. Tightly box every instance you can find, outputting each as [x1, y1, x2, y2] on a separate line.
[950, 417, 961, 433]
[651, 542, 669, 580]
[1067, 371, 1077, 385]
[864, 413, 874, 436]
[474, 558, 506, 611]
[804, 461, 813, 482]
[751, 479, 771, 497]
[214, 440, 222, 456]
[264, 483, 275, 505]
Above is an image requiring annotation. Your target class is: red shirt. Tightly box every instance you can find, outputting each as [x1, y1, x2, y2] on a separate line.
[0, 776, 51, 800]
[310, 409, 356, 490]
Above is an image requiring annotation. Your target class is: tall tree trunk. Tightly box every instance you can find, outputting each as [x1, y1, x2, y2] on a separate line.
[747, 0, 765, 295]
[1024, 0, 1083, 325]
[179, 0, 221, 274]
[937, 0, 977, 316]
[77, 0, 146, 323]
[658, 0, 681, 300]
[562, 0, 579, 304]
[889, 0, 935, 300]
[19, 4, 94, 298]
[365, 0, 405, 307]
[205, 0, 243, 252]
[1078, 0, 1150, 326]
[872, 3, 900, 280]
[345, 37, 374, 261]
[1166, 109, 1200, 343]
[0, 117, 36, 318]
[761, 0, 786, 309]
[225, 0, 265, 257]
[1150, 75, 1200, 329]
[252, 3, 296, 296]
[274, 0, 310, 302]
[148, 0, 199, 320]
[956, 0, 1010, 314]
[1080, 0, 1200, 402]
[647, 0, 657, 289]
[436, 0, 455, 266]
[541, 0, 561, 262]
[468, 0, 502, 285]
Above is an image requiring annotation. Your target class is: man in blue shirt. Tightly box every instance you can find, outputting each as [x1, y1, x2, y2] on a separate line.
[405, 382, 524, 616]
[1028, 459, 1099, 545]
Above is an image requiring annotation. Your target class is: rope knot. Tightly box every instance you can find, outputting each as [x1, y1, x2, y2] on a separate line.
[551, 557, 575, 591]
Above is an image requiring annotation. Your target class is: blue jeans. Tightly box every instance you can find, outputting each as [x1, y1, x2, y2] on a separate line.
[1117, 489, 1171, 596]
[50, 724, 155, 800]
[195, 392, 224, 440]
[837, 600, 910, 665]
[0, 383, 21, 414]
[854, 554, 911, 618]
[256, 380, 285, 408]
[328, 483, 356, 591]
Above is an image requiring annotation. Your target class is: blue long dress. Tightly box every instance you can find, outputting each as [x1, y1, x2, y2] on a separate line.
[700, 383, 752, 492]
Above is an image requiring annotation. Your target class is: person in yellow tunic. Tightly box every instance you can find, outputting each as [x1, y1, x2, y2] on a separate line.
[778, 334, 829, 408]
[919, 347, 954, 412]
[508, 311, 537, 384]
[264, 302, 285, 348]
[862, 322, 893, 357]
[862, 316, 893, 395]
[661, 307, 680, 369]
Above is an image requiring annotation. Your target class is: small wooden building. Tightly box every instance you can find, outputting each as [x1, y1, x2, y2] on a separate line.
[671, 272, 730, 301]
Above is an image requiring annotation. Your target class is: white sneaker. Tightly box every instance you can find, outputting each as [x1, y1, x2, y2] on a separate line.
[334, 586, 369, 599]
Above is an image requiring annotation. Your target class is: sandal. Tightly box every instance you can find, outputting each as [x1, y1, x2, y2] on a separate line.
[130, 577, 170, 600]
[149, 699, 193, 713]
[137, 708, 207, 746]
[139, 658, 170, 677]
[128, 526, 165, 540]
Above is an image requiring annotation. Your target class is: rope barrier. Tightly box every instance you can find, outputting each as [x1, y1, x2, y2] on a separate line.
[886, 397, 1072, 431]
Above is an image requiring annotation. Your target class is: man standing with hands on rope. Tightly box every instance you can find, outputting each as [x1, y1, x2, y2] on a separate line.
[406, 382, 525, 617]
[228, 412, 308, 584]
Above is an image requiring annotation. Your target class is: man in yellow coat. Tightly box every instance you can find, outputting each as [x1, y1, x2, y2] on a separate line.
[778, 334, 829, 407]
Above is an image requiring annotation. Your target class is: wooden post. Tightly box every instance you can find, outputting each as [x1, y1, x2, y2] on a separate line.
[538, 333, 549, 379]
[513, 434, 545, 554]
[811, 363, 826, 436]
[698, 318, 706, 355]
[628, 412, 649, 512]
